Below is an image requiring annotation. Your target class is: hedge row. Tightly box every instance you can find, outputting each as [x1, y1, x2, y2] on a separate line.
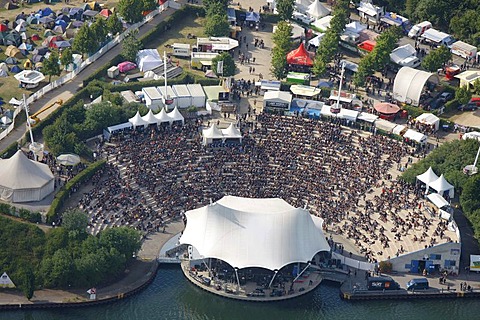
[0, 203, 42, 223]
[46, 159, 106, 224]
[260, 12, 281, 24]
[1, 141, 19, 159]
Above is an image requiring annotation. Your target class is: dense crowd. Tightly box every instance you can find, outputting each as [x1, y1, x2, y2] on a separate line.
[76, 113, 454, 261]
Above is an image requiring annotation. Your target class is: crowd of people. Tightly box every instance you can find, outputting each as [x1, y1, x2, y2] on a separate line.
[75, 113, 456, 262]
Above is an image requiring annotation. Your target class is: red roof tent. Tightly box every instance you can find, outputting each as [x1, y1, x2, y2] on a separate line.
[374, 102, 400, 114]
[0, 23, 8, 32]
[358, 40, 376, 52]
[99, 9, 113, 18]
[287, 43, 314, 67]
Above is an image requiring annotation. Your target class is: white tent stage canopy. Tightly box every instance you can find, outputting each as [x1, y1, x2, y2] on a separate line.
[0, 150, 54, 202]
[180, 196, 331, 271]
[202, 123, 242, 145]
[429, 174, 454, 198]
[417, 167, 439, 185]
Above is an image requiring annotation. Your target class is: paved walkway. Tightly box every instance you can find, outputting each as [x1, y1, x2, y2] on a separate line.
[0, 2, 182, 152]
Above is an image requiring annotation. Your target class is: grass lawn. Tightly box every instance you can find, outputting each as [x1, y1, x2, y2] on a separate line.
[152, 16, 207, 78]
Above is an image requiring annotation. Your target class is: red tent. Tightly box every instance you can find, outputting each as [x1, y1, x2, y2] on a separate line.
[374, 103, 400, 114]
[286, 43, 313, 67]
[99, 9, 112, 18]
[0, 23, 8, 32]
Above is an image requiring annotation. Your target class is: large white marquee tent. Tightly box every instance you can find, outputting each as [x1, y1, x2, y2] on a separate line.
[0, 150, 54, 202]
[180, 196, 330, 271]
[393, 67, 439, 106]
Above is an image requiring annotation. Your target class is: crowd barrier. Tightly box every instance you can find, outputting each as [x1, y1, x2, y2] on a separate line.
[0, 2, 173, 142]
[332, 252, 376, 271]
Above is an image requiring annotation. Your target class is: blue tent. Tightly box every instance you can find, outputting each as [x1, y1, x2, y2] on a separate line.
[55, 20, 67, 29]
[39, 7, 54, 17]
[69, 8, 83, 20]
[245, 12, 260, 22]
[26, 16, 39, 24]
[10, 65, 21, 73]
[56, 15, 71, 23]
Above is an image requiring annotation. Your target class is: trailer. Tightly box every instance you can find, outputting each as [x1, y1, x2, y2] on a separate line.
[421, 29, 455, 48]
[451, 41, 477, 59]
[172, 84, 192, 109]
[142, 87, 163, 111]
[380, 12, 411, 34]
[172, 43, 191, 57]
[191, 52, 219, 70]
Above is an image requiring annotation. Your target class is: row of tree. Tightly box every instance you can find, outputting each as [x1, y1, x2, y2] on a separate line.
[204, 0, 230, 37]
[0, 210, 142, 299]
[401, 139, 480, 239]
[270, 21, 293, 80]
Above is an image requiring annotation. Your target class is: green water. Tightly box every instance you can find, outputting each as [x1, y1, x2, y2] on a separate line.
[2, 266, 479, 320]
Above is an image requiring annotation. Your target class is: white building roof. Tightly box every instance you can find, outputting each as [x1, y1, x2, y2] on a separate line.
[157, 86, 177, 99]
[264, 90, 293, 103]
[142, 87, 162, 100]
[338, 108, 358, 121]
[172, 84, 191, 97]
[180, 196, 330, 270]
[374, 118, 397, 132]
[357, 112, 378, 123]
[186, 84, 206, 98]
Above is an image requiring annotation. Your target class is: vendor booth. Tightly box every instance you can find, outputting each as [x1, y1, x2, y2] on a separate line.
[264, 91, 292, 111]
[403, 129, 428, 144]
[374, 102, 400, 121]
[416, 113, 440, 132]
[374, 118, 397, 133]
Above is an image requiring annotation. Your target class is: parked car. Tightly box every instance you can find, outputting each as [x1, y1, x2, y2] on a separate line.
[429, 98, 445, 110]
[406, 278, 429, 291]
[292, 12, 315, 25]
[438, 92, 453, 102]
[458, 103, 478, 111]
[469, 97, 480, 107]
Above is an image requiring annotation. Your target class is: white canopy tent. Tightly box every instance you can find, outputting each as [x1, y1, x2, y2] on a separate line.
[155, 108, 171, 124]
[312, 15, 333, 31]
[136, 49, 162, 72]
[427, 193, 449, 210]
[416, 112, 440, 131]
[307, 0, 330, 19]
[202, 124, 224, 145]
[345, 21, 366, 33]
[429, 174, 454, 198]
[357, 112, 378, 123]
[0, 150, 54, 203]
[179, 196, 330, 271]
[417, 167, 439, 186]
[338, 108, 358, 122]
[374, 118, 397, 133]
[393, 67, 439, 106]
[320, 105, 337, 118]
[167, 106, 185, 125]
[129, 111, 149, 128]
[308, 33, 325, 47]
[403, 129, 427, 144]
[141, 109, 159, 125]
[463, 132, 480, 141]
[392, 124, 406, 136]
[390, 44, 417, 65]
[221, 123, 242, 142]
[106, 122, 132, 134]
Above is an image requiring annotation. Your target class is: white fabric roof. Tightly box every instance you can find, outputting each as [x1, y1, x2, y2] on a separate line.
[203, 124, 224, 139]
[0, 150, 54, 189]
[168, 106, 185, 123]
[416, 112, 440, 131]
[345, 21, 366, 34]
[290, 85, 321, 97]
[107, 122, 132, 133]
[14, 70, 45, 84]
[264, 90, 292, 103]
[320, 105, 337, 117]
[312, 15, 332, 31]
[221, 123, 242, 139]
[393, 67, 439, 106]
[155, 108, 171, 123]
[392, 124, 406, 135]
[390, 44, 416, 65]
[429, 174, 454, 198]
[136, 49, 162, 72]
[462, 132, 480, 141]
[307, 0, 330, 19]
[357, 112, 378, 123]
[129, 111, 149, 128]
[180, 196, 330, 270]
[374, 119, 396, 132]
[403, 129, 427, 143]
[338, 108, 358, 121]
[427, 193, 449, 209]
[357, 1, 382, 17]
[417, 167, 439, 185]
[308, 33, 325, 47]
[142, 109, 159, 124]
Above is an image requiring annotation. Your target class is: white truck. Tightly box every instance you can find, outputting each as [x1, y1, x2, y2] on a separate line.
[451, 41, 477, 59]
[420, 28, 455, 48]
[389, 44, 421, 68]
[408, 21, 432, 39]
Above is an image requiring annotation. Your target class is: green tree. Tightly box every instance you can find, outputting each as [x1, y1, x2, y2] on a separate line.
[84, 102, 128, 134]
[354, 54, 375, 87]
[370, 26, 402, 71]
[99, 227, 142, 263]
[121, 30, 142, 62]
[43, 52, 61, 82]
[61, 209, 89, 233]
[449, 10, 480, 47]
[455, 86, 473, 105]
[117, 0, 144, 24]
[90, 18, 108, 48]
[60, 47, 73, 70]
[212, 52, 236, 77]
[142, 0, 158, 11]
[206, 1, 227, 17]
[270, 21, 292, 80]
[43, 114, 79, 155]
[275, 0, 295, 21]
[18, 266, 35, 300]
[421, 46, 451, 72]
[473, 79, 480, 95]
[405, 0, 420, 18]
[203, 0, 229, 12]
[204, 14, 230, 37]
[411, 0, 458, 30]
[72, 24, 97, 56]
[107, 12, 124, 36]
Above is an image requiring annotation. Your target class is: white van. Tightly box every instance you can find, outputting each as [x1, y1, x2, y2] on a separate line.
[173, 43, 191, 57]
[408, 21, 432, 39]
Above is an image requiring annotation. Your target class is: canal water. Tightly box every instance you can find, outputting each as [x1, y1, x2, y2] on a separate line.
[2, 266, 479, 320]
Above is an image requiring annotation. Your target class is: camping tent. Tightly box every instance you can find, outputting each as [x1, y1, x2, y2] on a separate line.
[0, 272, 15, 288]
[0, 70, 7, 77]
[136, 49, 162, 72]
[416, 112, 440, 131]
[0, 62, 8, 72]
[5, 45, 23, 58]
[1, 116, 12, 125]
[287, 43, 314, 66]
[5, 57, 18, 65]
[429, 174, 454, 198]
[307, 0, 330, 19]
[10, 65, 21, 73]
[99, 9, 113, 18]
[39, 7, 54, 17]
[0, 150, 54, 202]
[4, 31, 22, 46]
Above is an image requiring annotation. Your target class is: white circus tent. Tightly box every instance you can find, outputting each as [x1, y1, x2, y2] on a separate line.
[0, 150, 54, 202]
[307, 0, 330, 19]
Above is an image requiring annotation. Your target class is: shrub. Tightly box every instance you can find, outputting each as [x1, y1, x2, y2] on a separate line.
[260, 12, 281, 23]
[402, 105, 424, 119]
[1, 142, 19, 159]
[47, 160, 106, 223]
